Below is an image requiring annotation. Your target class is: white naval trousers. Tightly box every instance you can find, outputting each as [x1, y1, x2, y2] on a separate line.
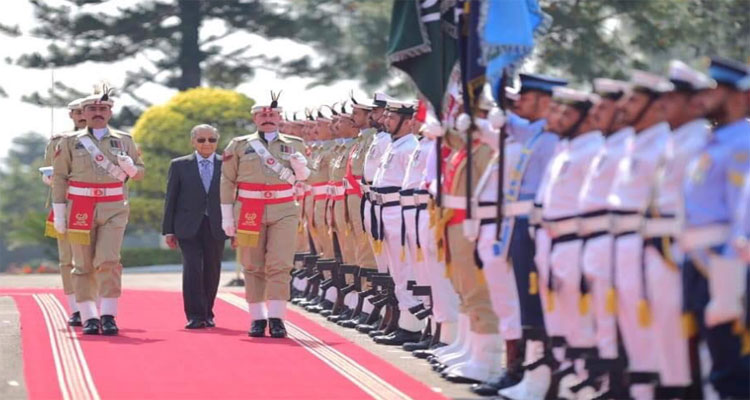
[363, 199, 389, 274]
[614, 234, 658, 373]
[477, 223, 522, 340]
[581, 234, 619, 359]
[534, 229, 565, 338]
[380, 205, 422, 311]
[404, 208, 431, 307]
[644, 243, 691, 386]
[549, 239, 596, 348]
[418, 207, 460, 324]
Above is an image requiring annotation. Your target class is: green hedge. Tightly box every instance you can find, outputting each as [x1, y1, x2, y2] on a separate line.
[121, 247, 236, 268]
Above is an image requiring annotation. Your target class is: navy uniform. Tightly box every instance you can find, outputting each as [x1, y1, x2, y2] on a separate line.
[681, 57, 750, 398]
[644, 61, 713, 397]
[370, 101, 424, 344]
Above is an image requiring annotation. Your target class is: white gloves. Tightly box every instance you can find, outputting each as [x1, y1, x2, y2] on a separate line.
[290, 152, 310, 181]
[53, 203, 67, 234]
[704, 254, 746, 327]
[117, 154, 138, 178]
[488, 107, 506, 130]
[42, 175, 52, 186]
[221, 204, 236, 237]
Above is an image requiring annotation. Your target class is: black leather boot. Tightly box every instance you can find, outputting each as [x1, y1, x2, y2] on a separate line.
[248, 319, 267, 337]
[100, 315, 119, 335]
[68, 311, 82, 327]
[268, 318, 287, 338]
[82, 318, 101, 335]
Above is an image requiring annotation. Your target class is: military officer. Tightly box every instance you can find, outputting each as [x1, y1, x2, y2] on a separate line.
[52, 85, 145, 335]
[220, 93, 310, 338]
[43, 97, 88, 327]
[681, 57, 750, 399]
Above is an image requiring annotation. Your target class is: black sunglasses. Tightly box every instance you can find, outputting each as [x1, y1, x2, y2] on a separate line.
[196, 138, 218, 143]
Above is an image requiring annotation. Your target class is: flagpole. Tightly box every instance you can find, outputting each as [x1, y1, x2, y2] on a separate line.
[494, 72, 507, 241]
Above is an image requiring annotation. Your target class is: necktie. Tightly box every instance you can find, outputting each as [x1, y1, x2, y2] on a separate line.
[200, 159, 212, 192]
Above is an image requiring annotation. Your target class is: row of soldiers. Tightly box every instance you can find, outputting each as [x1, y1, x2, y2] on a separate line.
[284, 56, 750, 400]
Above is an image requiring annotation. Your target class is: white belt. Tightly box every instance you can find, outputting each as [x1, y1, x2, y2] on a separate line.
[544, 218, 580, 238]
[376, 192, 401, 204]
[580, 215, 611, 235]
[416, 194, 430, 205]
[68, 186, 124, 197]
[238, 188, 295, 199]
[474, 205, 496, 220]
[400, 196, 416, 207]
[680, 224, 731, 251]
[611, 214, 642, 234]
[643, 217, 681, 238]
[505, 200, 534, 217]
[442, 194, 467, 210]
[311, 186, 328, 196]
[328, 185, 345, 196]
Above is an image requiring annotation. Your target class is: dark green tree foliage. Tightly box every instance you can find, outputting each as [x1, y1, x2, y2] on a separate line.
[0, 134, 56, 258]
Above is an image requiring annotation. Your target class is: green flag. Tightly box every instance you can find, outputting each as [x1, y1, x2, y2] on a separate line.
[387, 0, 458, 114]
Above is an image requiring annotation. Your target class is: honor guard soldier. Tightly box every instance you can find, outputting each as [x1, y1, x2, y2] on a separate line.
[497, 73, 567, 400]
[220, 92, 310, 338]
[640, 61, 714, 398]
[337, 94, 380, 329]
[42, 97, 88, 327]
[535, 88, 603, 398]
[681, 57, 750, 399]
[370, 100, 424, 345]
[307, 109, 337, 261]
[51, 85, 145, 335]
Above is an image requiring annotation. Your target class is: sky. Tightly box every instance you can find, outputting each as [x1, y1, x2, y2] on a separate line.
[0, 0, 371, 159]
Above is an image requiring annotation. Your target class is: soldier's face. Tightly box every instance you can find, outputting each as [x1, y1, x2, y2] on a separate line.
[557, 105, 584, 137]
[69, 108, 87, 130]
[339, 117, 357, 137]
[370, 108, 385, 129]
[663, 91, 692, 128]
[352, 108, 369, 128]
[192, 128, 219, 158]
[411, 117, 423, 134]
[317, 120, 332, 140]
[591, 98, 618, 134]
[83, 104, 112, 129]
[254, 110, 281, 133]
[515, 91, 543, 120]
[543, 103, 561, 134]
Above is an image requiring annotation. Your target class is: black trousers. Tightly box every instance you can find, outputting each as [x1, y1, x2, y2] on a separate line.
[178, 216, 225, 321]
[509, 217, 546, 330]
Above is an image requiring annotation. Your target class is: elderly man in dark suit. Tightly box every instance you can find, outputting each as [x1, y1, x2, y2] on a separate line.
[163, 124, 227, 329]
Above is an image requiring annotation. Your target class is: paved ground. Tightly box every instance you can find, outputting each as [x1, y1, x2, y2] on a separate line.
[1, 269, 483, 400]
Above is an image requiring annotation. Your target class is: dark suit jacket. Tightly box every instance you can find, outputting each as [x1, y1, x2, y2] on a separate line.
[162, 153, 227, 240]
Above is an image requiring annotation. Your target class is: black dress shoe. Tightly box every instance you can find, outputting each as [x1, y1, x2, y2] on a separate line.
[100, 315, 119, 335]
[320, 309, 333, 317]
[402, 336, 432, 352]
[185, 319, 207, 329]
[268, 318, 287, 338]
[68, 311, 82, 327]
[373, 329, 422, 345]
[356, 323, 378, 333]
[206, 318, 215, 328]
[82, 318, 101, 335]
[248, 319, 267, 337]
[444, 374, 482, 384]
[413, 342, 446, 359]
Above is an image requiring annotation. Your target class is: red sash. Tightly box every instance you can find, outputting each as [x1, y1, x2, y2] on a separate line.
[236, 182, 294, 247]
[66, 181, 125, 245]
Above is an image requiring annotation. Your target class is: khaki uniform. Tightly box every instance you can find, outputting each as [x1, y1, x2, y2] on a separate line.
[52, 128, 145, 305]
[329, 139, 357, 264]
[345, 129, 377, 270]
[306, 140, 337, 259]
[294, 142, 313, 253]
[44, 132, 75, 295]
[441, 134, 499, 334]
[220, 133, 307, 304]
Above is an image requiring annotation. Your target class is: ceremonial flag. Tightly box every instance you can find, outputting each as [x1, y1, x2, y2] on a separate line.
[480, 0, 549, 101]
[387, 0, 458, 114]
[457, 0, 485, 115]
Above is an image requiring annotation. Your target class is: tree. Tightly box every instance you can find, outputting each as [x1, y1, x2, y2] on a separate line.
[128, 87, 254, 229]
[0, 133, 57, 263]
[13, 0, 395, 126]
[535, 0, 750, 82]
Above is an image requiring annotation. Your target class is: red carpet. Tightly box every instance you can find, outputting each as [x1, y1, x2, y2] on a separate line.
[2, 289, 445, 400]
